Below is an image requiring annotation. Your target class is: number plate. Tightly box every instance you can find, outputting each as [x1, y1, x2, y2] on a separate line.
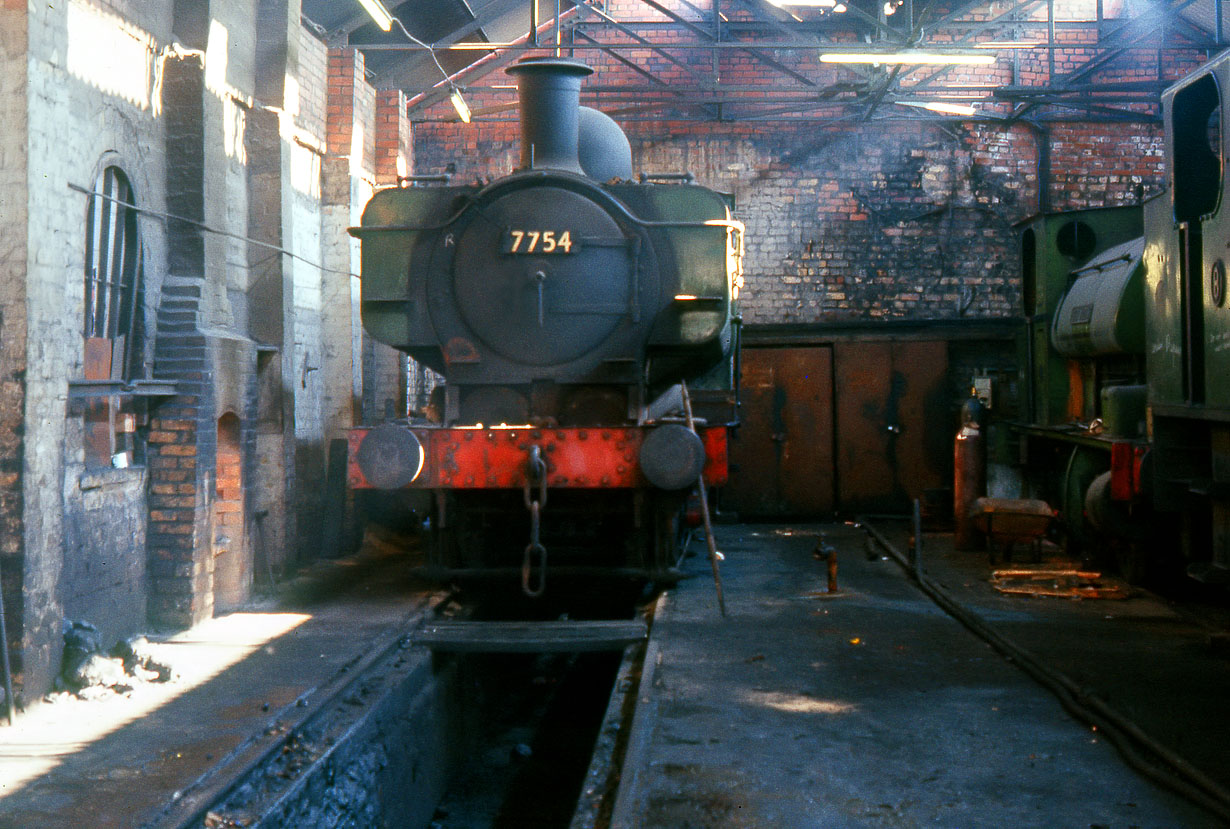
[501, 228, 577, 255]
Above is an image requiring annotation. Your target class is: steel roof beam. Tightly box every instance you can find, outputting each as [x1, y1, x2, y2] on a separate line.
[571, 2, 715, 87]
[636, 0, 819, 86]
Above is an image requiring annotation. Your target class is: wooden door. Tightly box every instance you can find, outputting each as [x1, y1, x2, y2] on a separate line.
[725, 346, 835, 517]
[834, 341, 949, 512]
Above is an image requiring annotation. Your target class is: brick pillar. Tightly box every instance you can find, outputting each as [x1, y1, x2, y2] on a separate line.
[147, 53, 216, 628]
[0, 1, 29, 702]
[327, 48, 375, 178]
[375, 88, 412, 186]
[325, 47, 402, 425]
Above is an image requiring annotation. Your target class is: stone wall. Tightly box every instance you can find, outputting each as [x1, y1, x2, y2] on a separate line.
[18, 0, 173, 696]
[0, 0, 414, 705]
[0, 1, 30, 695]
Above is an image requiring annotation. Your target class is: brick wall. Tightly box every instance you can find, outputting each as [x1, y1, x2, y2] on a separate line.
[412, 1, 1198, 326]
[15, 0, 175, 696]
[148, 47, 216, 628]
[325, 47, 405, 427]
[375, 88, 412, 185]
[0, 1, 387, 701]
[327, 48, 377, 179]
[0, 3, 29, 695]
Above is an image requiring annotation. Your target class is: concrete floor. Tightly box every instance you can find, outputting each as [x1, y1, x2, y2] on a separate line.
[0, 546, 430, 828]
[616, 522, 1226, 827]
[4, 522, 1227, 827]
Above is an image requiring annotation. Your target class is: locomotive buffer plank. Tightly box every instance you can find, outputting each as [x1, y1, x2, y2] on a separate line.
[412, 619, 647, 653]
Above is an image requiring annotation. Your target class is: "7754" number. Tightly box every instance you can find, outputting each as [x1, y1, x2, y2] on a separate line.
[504, 229, 575, 254]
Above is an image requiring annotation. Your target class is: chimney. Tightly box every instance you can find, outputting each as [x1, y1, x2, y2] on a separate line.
[506, 57, 593, 175]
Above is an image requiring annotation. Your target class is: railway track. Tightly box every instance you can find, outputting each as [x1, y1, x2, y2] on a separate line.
[143, 591, 450, 828]
[142, 521, 1230, 827]
[570, 596, 661, 829]
[152, 587, 663, 828]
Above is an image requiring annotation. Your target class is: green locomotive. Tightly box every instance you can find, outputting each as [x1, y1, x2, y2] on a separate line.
[1143, 50, 1230, 583]
[1014, 207, 1149, 573]
[346, 57, 743, 597]
[1014, 50, 1230, 583]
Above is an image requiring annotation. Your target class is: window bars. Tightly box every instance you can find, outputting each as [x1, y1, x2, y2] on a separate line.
[83, 166, 143, 382]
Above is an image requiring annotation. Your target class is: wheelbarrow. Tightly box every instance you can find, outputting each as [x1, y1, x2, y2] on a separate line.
[968, 497, 1055, 564]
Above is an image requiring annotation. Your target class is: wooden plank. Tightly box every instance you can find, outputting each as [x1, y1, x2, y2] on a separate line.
[83, 337, 112, 381]
[411, 619, 648, 653]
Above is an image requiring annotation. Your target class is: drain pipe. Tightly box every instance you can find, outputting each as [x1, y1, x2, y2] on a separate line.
[0, 561, 16, 724]
[1025, 120, 1052, 214]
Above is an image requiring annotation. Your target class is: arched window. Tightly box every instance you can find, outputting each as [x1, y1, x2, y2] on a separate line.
[80, 166, 146, 468]
[84, 166, 143, 381]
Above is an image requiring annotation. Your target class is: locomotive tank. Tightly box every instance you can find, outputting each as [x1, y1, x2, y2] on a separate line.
[1012, 209, 1148, 572]
[356, 59, 738, 427]
[347, 57, 742, 597]
[1051, 237, 1145, 358]
[1016, 207, 1143, 427]
[1010, 51, 1230, 584]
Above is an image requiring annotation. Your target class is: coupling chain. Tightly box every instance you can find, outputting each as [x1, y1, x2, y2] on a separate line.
[522, 446, 548, 598]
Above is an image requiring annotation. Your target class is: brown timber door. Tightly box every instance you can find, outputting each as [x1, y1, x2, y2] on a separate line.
[726, 346, 835, 517]
[834, 340, 949, 513]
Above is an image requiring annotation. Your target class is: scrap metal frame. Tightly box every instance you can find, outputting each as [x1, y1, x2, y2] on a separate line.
[330, 0, 1225, 122]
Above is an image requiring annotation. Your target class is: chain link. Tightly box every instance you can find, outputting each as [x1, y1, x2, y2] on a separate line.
[522, 502, 547, 597]
[521, 446, 548, 597]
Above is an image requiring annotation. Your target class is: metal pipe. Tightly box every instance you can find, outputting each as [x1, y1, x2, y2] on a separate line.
[1047, 0, 1056, 80]
[912, 498, 924, 580]
[0, 558, 15, 725]
[813, 534, 840, 592]
[682, 381, 727, 617]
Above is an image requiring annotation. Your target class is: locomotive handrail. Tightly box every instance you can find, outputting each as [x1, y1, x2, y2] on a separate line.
[350, 179, 746, 235]
[352, 216, 744, 233]
[397, 174, 452, 185]
[637, 172, 696, 183]
[1070, 251, 1134, 276]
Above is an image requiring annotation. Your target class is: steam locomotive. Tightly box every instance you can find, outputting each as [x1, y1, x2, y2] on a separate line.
[1014, 51, 1230, 584]
[346, 57, 742, 597]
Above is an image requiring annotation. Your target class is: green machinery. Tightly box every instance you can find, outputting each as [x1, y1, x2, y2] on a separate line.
[1143, 50, 1230, 582]
[1013, 207, 1149, 568]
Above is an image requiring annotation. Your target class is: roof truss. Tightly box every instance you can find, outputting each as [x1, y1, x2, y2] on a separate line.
[314, 0, 1224, 123]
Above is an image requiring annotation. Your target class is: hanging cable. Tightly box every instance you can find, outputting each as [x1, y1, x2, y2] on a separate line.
[68, 183, 362, 280]
[355, 0, 472, 122]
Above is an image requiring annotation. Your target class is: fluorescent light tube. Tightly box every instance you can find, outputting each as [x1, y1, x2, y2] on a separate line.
[357, 0, 394, 32]
[821, 51, 997, 65]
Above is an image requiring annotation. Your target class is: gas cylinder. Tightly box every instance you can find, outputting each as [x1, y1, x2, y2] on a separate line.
[954, 393, 986, 551]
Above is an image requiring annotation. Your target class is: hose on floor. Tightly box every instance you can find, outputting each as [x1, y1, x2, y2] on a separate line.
[860, 518, 1230, 824]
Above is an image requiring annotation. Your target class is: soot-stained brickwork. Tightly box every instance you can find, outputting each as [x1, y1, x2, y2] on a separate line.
[413, 116, 1165, 325]
[411, 0, 1199, 327]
